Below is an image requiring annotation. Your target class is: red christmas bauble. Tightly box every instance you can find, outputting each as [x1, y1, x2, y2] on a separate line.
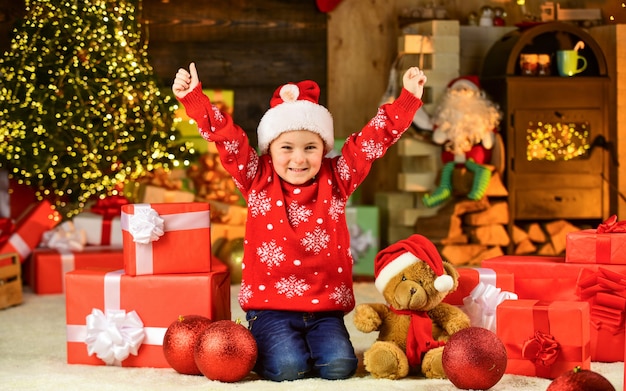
[194, 319, 258, 382]
[547, 366, 615, 391]
[163, 315, 213, 375]
[442, 327, 508, 390]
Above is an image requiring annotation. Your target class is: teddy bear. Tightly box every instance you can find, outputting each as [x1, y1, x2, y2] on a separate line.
[353, 234, 471, 380]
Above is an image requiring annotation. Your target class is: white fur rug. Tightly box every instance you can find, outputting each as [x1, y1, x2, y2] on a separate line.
[0, 283, 622, 391]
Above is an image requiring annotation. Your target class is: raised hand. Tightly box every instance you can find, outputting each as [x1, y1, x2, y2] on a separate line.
[172, 62, 200, 99]
[402, 67, 427, 99]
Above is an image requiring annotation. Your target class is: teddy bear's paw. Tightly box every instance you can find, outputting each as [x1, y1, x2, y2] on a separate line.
[363, 341, 409, 380]
[421, 346, 446, 379]
[353, 304, 382, 333]
[445, 317, 471, 335]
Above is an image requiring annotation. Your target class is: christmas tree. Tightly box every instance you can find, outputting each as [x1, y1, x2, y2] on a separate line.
[0, 0, 194, 218]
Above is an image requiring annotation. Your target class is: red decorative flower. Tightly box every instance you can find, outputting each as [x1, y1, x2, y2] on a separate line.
[597, 215, 626, 233]
[522, 331, 560, 366]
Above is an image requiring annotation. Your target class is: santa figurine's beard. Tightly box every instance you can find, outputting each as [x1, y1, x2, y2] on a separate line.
[431, 89, 501, 157]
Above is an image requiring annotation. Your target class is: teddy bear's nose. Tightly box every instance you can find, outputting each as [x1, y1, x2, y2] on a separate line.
[410, 287, 417, 296]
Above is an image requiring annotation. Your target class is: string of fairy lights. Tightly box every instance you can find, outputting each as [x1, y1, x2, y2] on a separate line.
[0, 0, 194, 218]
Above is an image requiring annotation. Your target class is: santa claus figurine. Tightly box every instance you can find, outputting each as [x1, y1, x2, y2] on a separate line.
[422, 76, 501, 208]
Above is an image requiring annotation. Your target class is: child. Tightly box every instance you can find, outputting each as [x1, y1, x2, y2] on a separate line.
[172, 63, 426, 381]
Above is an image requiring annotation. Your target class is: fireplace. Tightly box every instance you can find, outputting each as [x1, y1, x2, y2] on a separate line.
[479, 22, 615, 249]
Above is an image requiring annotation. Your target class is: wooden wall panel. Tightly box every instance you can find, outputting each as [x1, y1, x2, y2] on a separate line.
[141, 0, 327, 140]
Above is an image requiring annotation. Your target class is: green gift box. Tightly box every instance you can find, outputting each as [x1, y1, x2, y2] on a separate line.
[347, 206, 379, 277]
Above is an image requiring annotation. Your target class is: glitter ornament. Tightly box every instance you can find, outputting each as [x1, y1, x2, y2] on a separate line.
[217, 238, 245, 284]
[442, 327, 508, 390]
[547, 366, 615, 391]
[163, 315, 213, 375]
[194, 319, 257, 382]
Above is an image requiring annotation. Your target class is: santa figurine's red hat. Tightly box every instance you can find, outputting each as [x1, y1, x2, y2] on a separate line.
[257, 80, 334, 155]
[374, 234, 454, 294]
[447, 75, 481, 91]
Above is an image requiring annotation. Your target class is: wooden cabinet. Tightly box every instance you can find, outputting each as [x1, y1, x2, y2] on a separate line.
[479, 22, 613, 250]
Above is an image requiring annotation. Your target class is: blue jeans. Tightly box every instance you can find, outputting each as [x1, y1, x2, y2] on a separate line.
[246, 310, 358, 382]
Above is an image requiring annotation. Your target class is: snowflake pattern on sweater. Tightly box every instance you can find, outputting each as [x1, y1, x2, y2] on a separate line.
[179, 84, 422, 312]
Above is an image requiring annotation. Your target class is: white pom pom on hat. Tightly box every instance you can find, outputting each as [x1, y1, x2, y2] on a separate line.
[257, 80, 334, 155]
[374, 234, 454, 294]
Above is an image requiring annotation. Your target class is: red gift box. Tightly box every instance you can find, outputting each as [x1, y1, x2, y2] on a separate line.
[30, 247, 124, 294]
[65, 260, 230, 367]
[0, 201, 60, 263]
[443, 267, 515, 306]
[120, 203, 211, 276]
[73, 212, 123, 246]
[481, 255, 626, 301]
[497, 299, 591, 379]
[483, 255, 626, 362]
[566, 229, 626, 265]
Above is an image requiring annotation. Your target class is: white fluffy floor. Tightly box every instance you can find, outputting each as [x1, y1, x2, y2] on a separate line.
[0, 283, 623, 391]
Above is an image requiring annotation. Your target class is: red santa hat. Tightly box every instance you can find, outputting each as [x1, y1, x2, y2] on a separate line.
[316, 0, 343, 12]
[257, 80, 334, 155]
[374, 234, 454, 294]
[447, 75, 481, 92]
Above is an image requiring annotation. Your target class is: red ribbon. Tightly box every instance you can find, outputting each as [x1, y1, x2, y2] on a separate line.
[576, 268, 626, 333]
[505, 300, 588, 378]
[596, 215, 626, 233]
[389, 306, 445, 368]
[90, 195, 128, 245]
[522, 330, 560, 367]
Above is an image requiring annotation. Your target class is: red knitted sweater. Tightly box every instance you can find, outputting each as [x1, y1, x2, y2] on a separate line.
[179, 85, 422, 312]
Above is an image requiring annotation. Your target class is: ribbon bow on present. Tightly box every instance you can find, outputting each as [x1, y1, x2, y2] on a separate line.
[41, 221, 87, 251]
[91, 195, 129, 219]
[577, 268, 626, 333]
[522, 330, 561, 367]
[597, 215, 626, 234]
[128, 206, 164, 244]
[462, 282, 518, 333]
[85, 308, 146, 366]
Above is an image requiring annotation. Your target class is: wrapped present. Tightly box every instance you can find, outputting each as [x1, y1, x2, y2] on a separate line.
[481, 255, 626, 301]
[0, 253, 22, 309]
[73, 212, 123, 246]
[65, 259, 230, 367]
[0, 218, 13, 247]
[121, 203, 211, 276]
[73, 196, 128, 246]
[566, 215, 626, 264]
[138, 185, 195, 204]
[8, 177, 38, 220]
[30, 247, 124, 294]
[0, 200, 60, 263]
[187, 152, 244, 206]
[347, 206, 379, 277]
[444, 267, 515, 306]
[497, 299, 591, 379]
[483, 255, 626, 362]
[577, 267, 626, 362]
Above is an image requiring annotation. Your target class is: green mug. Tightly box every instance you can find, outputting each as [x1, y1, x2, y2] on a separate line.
[556, 50, 587, 76]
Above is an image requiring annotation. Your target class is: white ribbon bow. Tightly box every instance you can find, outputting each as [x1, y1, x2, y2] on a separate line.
[85, 308, 146, 366]
[128, 206, 164, 244]
[462, 282, 518, 333]
[42, 221, 87, 251]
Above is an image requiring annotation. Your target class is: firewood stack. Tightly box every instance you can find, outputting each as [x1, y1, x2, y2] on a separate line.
[413, 165, 510, 266]
[412, 166, 585, 265]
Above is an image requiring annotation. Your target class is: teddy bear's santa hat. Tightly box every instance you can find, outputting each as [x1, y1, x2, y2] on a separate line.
[374, 234, 454, 294]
